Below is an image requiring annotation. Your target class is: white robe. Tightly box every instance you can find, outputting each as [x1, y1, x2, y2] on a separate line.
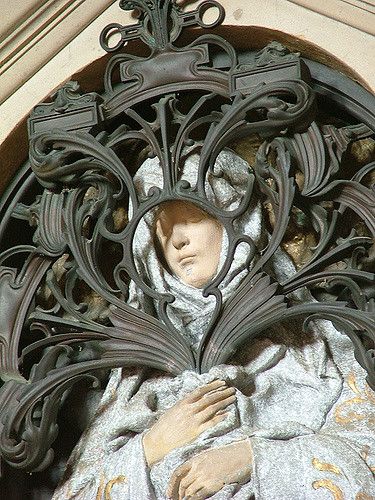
[52, 318, 375, 499]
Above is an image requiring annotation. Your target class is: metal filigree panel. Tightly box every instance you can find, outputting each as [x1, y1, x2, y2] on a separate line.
[0, 0, 374, 473]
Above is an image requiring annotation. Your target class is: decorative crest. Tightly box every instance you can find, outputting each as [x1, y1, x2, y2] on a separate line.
[100, 0, 225, 51]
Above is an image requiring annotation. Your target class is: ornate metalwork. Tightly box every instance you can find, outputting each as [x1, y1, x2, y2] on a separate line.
[99, 0, 225, 51]
[0, 0, 374, 475]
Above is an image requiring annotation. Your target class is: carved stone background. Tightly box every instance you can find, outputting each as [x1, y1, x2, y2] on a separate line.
[0, 0, 117, 105]
[0, 0, 374, 480]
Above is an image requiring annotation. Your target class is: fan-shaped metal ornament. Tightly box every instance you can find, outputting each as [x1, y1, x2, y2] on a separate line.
[0, 0, 374, 473]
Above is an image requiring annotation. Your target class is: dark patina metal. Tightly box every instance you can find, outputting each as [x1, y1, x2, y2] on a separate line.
[0, 0, 374, 473]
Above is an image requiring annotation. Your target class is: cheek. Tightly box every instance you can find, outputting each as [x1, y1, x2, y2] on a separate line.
[192, 223, 222, 273]
[163, 242, 178, 267]
[199, 222, 222, 246]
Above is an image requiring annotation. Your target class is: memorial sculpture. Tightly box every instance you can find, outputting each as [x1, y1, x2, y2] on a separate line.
[52, 150, 375, 499]
[0, 0, 374, 498]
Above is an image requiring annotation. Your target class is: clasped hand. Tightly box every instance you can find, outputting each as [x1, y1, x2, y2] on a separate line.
[168, 440, 253, 499]
[142, 380, 235, 466]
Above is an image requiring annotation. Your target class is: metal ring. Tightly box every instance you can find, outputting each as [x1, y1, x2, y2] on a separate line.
[197, 1, 225, 29]
[100, 23, 124, 52]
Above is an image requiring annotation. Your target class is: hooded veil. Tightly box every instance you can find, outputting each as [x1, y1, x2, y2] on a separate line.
[128, 149, 264, 347]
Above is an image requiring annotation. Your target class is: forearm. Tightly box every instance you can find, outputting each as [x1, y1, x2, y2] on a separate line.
[143, 429, 163, 467]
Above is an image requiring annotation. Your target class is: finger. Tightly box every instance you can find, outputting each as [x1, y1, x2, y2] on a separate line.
[178, 475, 196, 500]
[199, 394, 236, 422]
[194, 387, 235, 412]
[185, 484, 205, 499]
[184, 380, 227, 404]
[199, 412, 229, 432]
[168, 462, 191, 499]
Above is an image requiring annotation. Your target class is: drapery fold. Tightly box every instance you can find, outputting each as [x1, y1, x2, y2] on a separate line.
[53, 321, 375, 499]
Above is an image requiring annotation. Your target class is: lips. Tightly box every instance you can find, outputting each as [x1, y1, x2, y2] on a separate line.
[179, 255, 196, 267]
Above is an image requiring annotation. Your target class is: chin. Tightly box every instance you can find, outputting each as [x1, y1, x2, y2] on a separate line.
[184, 274, 213, 289]
[189, 280, 205, 289]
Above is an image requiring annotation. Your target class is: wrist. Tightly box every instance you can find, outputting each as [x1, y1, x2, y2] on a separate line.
[227, 439, 253, 482]
[225, 439, 253, 457]
[143, 430, 161, 467]
[240, 438, 253, 463]
[239, 439, 253, 480]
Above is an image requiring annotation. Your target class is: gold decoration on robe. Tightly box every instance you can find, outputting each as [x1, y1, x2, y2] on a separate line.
[334, 396, 367, 425]
[104, 475, 127, 500]
[312, 479, 344, 500]
[348, 372, 361, 395]
[95, 475, 128, 500]
[355, 492, 375, 500]
[334, 372, 374, 425]
[96, 475, 106, 500]
[312, 458, 342, 475]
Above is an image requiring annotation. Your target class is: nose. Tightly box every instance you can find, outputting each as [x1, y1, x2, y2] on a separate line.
[171, 225, 189, 250]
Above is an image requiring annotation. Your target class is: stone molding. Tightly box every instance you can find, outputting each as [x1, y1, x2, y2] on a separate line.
[287, 0, 375, 35]
[0, 0, 117, 105]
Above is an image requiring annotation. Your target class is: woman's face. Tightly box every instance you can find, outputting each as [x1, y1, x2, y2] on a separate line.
[155, 201, 223, 288]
